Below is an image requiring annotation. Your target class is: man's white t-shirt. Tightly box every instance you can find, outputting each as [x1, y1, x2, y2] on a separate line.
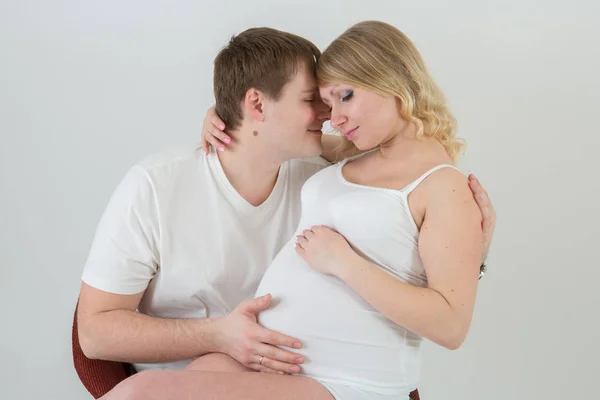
[81, 145, 330, 371]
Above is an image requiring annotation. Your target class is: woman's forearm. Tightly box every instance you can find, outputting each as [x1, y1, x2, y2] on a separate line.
[337, 254, 472, 349]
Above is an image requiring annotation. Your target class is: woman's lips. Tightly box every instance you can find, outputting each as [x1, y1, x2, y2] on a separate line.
[345, 127, 358, 140]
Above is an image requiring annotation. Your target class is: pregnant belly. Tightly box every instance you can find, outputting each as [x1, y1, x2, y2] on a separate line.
[255, 242, 422, 393]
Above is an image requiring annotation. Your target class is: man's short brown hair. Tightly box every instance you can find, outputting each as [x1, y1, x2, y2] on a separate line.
[213, 27, 320, 131]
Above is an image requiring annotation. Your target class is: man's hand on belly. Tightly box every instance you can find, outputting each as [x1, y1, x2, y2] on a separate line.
[212, 294, 305, 375]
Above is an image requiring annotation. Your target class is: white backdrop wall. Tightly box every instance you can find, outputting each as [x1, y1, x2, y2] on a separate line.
[1, 1, 598, 399]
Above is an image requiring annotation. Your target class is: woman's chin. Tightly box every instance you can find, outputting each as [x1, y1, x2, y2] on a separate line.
[354, 141, 377, 152]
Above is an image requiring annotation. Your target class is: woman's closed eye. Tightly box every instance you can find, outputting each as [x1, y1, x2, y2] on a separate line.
[341, 90, 354, 103]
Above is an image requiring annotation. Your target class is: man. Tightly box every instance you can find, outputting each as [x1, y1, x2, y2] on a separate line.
[78, 27, 495, 377]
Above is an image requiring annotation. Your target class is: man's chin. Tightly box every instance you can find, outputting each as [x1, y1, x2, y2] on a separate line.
[310, 142, 324, 158]
[292, 144, 322, 160]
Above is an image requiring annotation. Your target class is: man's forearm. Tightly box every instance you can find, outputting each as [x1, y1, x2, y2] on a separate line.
[79, 309, 220, 363]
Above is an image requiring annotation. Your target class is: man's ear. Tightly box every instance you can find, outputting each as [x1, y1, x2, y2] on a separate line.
[242, 88, 265, 122]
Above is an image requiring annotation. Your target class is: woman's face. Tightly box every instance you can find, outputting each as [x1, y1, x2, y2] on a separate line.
[319, 84, 409, 150]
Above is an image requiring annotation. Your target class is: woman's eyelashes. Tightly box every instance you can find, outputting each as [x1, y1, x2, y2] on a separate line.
[341, 90, 354, 103]
[323, 90, 352, 111]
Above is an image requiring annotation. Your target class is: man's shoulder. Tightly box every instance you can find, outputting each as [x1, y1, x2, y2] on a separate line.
[118, 144, 207, 197]
[135, 144, 204, 174]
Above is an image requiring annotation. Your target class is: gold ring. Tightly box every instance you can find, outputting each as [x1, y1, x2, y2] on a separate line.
[259, 356, 264, 365]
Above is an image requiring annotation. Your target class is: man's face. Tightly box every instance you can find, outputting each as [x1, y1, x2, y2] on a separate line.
[261, 63, 330, 161]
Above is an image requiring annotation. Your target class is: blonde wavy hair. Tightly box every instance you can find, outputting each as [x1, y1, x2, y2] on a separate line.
[317, 21, 465, 162]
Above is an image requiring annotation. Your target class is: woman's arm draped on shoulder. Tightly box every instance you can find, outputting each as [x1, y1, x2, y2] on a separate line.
[201, 105, 230, 154]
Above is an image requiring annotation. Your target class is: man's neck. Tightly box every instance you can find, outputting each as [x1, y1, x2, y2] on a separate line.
[216, 127, 285, 207]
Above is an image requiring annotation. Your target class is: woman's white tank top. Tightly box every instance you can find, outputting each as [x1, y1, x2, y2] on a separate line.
[256, 155, 459, 395]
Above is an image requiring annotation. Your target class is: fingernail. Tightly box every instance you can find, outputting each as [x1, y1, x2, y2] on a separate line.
[225, 137, 231, 143]
[218, 145, 225, 152]
[296, 357, 304, 363]
[277, 371, 285, 375]
[293, 342, 302, 349]
[219, 124, 225, 129]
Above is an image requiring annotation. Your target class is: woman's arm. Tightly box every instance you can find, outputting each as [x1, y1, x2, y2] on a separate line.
[296, 169, 483, 349]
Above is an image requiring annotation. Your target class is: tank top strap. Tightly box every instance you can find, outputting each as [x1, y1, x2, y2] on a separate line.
[402, 164, 460, 194]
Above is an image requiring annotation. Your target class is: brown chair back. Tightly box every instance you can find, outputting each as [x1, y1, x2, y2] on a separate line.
[72, 303, 133, 399]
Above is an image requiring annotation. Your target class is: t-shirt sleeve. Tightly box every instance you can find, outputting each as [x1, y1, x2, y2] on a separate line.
[81, 165, 160, 295]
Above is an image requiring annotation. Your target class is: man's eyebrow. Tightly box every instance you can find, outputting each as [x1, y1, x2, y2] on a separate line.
[302, 87, 318, 93]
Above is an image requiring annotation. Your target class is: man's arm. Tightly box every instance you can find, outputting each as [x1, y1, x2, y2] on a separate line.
[78, 284, 303, 373]
[77, 283, 217, 363]
[79, 166, 304, 373]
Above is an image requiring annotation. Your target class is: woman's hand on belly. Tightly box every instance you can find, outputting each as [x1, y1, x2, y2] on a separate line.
[295, 225, 358, 277]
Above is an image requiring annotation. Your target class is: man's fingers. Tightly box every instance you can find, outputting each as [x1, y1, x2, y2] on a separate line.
[258, 328, 302, 349]
[477, 178, 490, 198]
[238, 294, 272, 314]
[476, 190, 495, 229]
[472, 183, 492, 221]
[247, 363, 283, 374]
[470, 175, 490, 200]
[469, 174, 495, 262]
[255, 343, 304, 365]
[255, 356, 301, 374]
